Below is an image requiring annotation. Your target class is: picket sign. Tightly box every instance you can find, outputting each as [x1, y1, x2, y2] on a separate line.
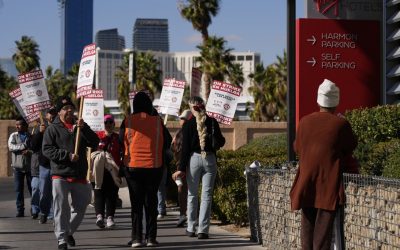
[205, 80, 242, 125]
[75, 43, 97, 155]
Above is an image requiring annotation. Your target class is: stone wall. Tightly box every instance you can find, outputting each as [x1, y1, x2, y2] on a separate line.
[247, 169, 400, 249]
[0, 120, 286, 177]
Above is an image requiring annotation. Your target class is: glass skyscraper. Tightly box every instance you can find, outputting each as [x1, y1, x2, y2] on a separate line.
[133, 18, 169, 52]
[95, 28, 125, 51]
[59, 0, 93, 74]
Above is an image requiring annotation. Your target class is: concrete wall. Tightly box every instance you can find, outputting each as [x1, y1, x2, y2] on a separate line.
[0, 120, 286, 177]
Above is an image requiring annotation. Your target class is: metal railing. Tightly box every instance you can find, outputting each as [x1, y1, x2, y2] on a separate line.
[246, 165, 400, 249]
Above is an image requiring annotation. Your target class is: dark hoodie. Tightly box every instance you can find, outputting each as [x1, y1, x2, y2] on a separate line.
[42, 116, 99, 179]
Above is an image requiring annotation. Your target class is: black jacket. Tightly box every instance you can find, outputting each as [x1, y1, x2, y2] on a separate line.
[179, 116, 225, 172]
[31, 128, 51, 171]
[42, 116, 99, 179]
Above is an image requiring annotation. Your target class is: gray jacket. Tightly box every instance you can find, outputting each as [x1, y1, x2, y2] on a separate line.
[8, 131, 31, 172]
[42, 116, 99, 179]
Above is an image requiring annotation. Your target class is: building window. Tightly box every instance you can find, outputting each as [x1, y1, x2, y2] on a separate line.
[246, 55, 253, 61]
[237, 55, 244, 61]
[99, 53, 105, 58]
[230, 55, 236, 61]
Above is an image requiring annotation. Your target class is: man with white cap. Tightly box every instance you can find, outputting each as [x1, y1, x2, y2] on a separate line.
[290, 79, 358, 250]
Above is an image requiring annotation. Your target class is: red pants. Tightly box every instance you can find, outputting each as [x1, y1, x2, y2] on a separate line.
[301, 207, 337, 250]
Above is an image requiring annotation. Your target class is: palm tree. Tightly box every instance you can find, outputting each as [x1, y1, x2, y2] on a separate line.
[12, 36, 40, 74]
[227, 63, 244, 87]
[179, 0, 220, 99]
[0, 66, 18, 119]
[248, 52, 288, 122]
[272, 52, 287, 121]
[135, 52, 162, 96]
[115, 53, 131, 117]
[196, 36, 233, 85]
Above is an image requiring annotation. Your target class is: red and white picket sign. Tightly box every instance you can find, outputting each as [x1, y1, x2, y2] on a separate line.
[81, 89, 104, 132]
[158, 78, 186, 116]
[18, 69, 51, 113]
[9, 87, 40, 123]
[206, 80, 242, 125]
[76, 43, 96, 98]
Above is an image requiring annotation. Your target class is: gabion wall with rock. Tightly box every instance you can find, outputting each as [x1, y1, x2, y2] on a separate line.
[246, 168, 400, 249]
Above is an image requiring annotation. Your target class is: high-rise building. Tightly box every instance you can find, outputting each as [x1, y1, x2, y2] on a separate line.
[133, 18, 169, 52]
[95, 28, 125, 51]
[95, 48, 126, 100]
[59, 0, 93, 74]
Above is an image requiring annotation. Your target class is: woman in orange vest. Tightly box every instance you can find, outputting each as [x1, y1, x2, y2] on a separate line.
[123, 91, 171, 248]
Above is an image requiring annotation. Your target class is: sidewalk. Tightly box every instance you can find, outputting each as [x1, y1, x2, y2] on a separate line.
[0, 177, 264, 249]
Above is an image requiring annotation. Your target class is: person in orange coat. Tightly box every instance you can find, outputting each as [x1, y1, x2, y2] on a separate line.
[290, 79, 358, 250]
[123, 91, 172, 248]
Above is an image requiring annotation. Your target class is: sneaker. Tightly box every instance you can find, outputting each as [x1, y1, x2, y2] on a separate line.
[146, 239, 159, 247]
[39, 214, 47, 224]
[131, 240, 145, 248]
[96, 214, 105, 229]
[176, 215, 187, 227]
[185, 230, 196, 237]
[157, 214, 164, 220]
[31, 213, 39, 219]
[88, 203, 95, 208]
[58, 243, 68, 250]
[106, 216, 115, 228]
[67, 235, 75, 247]
[198, 233, 209, 239]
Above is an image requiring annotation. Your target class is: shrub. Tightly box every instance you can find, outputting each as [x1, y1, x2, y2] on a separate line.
[346, 105, 400, 176]
[382, 147, 400, 178]
[212, 133, 287, 225]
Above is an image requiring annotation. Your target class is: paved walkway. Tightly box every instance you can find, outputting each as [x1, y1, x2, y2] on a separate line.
[0, 177, 264, 249]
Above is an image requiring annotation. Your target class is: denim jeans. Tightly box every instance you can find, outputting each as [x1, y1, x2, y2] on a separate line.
[13, 169, 32, 214]
[31, 176, 40, 215]
[186, 152, 217, 234]
[39, 166, 53, 217]
[157, 167, 167, 215]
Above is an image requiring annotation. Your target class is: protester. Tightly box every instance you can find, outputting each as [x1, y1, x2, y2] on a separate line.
[173, 96, 225, 239]
[91, 114, 122, 229]
[30, 122, 41, 220]
[8, 116, 32, 218]
[30, 107, 57, 224]
[156, 165, 167, 220]
[171, 109, 192, 227]
[290, 79, 358, 250]
[42, 96, 99, 250]
[123, 91, 172, 248]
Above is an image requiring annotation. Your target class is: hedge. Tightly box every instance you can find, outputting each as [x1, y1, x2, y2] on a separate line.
[213, 133, 287, 226]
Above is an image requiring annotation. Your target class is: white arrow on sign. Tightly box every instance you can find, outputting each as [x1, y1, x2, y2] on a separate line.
[306, 35, 316, 45]
[306, 57, 316, 67]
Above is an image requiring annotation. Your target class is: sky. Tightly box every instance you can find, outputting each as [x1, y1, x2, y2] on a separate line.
[0, 0, 305, 71]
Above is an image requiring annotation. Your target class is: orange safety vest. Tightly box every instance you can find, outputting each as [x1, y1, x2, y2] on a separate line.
[124, 112, 164, 168]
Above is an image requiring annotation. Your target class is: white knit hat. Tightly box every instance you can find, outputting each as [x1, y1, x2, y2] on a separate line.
[317, 79, 340, 108]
